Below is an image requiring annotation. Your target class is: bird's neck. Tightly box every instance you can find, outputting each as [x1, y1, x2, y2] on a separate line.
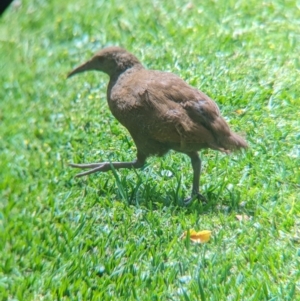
[109, 64, 144, 82]
[107, 65, 144, 100]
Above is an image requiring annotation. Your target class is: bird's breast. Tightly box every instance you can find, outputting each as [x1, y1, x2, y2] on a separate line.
[107, 86, 143, 132]
[107, 71, 147, 121]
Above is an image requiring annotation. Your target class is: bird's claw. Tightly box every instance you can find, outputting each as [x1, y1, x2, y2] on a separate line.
[183, 193, 207, 206]
[69, 162, 107, 177]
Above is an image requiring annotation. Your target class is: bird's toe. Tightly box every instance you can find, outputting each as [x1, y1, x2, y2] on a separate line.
[183, 193, 207, 206]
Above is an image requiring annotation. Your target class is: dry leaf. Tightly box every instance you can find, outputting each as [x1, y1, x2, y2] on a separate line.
[186, 3, 194, 9]
[181, 229, 211, 243]
[235, 214, 250, 221]
[235, 109, 246, 115]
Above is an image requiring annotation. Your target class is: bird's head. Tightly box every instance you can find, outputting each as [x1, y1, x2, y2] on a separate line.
[67, 46, 143, 78]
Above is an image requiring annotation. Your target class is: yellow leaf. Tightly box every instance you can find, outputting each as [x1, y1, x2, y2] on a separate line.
[235, 109, 246, 115]
[181, 229, 211, 243]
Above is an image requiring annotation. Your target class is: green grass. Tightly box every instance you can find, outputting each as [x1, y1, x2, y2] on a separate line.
[1, 0, 299, 300]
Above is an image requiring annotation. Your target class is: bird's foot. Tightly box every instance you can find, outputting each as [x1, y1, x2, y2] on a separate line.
[69, 159, 144, 178]
[183, 193, 207, 206]
[69, 162, 110, 177]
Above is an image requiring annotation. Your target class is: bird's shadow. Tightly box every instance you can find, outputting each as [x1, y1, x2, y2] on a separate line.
[65, 161, 249, 216]
[129, 185, 246, 216]
[72, 176, 247, 216]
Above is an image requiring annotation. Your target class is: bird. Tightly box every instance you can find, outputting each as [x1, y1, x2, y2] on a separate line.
[67, 46, 247, 204]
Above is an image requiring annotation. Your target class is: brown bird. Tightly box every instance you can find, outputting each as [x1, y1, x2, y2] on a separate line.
[67, 46, 247, 204]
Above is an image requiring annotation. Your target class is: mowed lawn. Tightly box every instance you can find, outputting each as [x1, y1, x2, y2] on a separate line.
[0, 0, 299, 300]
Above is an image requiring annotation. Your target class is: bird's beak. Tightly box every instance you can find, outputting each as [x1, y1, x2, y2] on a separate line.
[67, 60, 94, 78]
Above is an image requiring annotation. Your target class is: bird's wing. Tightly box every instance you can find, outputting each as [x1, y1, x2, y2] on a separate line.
[131, 70, 247, 152]
[127, 72, 219, 150]
[145, 71, 231, 138]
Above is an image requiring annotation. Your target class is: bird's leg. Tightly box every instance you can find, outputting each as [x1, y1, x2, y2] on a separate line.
[70, 152, 147, 178]
[184, 151, 207, 205]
